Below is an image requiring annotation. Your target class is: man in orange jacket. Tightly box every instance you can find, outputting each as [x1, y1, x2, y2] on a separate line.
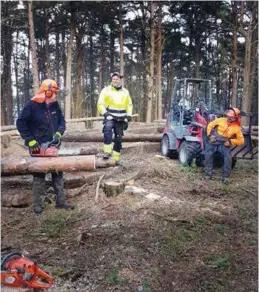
[204, 107, 244, 184]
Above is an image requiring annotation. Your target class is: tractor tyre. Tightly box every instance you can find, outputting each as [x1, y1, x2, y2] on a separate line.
[160, 135, 178, 159]
[179, 141, 200, 166]
[231, 157, 237, 169]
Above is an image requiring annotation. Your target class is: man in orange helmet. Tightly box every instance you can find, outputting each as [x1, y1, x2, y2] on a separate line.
[17, 79, 73, 215]
[204, 107, 244, 184]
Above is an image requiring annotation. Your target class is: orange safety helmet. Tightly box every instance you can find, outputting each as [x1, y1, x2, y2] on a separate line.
[225, 107, 240, 118]
[31, 79, 59, 103]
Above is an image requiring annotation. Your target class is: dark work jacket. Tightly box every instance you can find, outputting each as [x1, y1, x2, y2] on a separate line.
[16, 100, 66, 145]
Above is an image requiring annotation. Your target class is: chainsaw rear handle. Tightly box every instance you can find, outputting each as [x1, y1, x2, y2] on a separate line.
[1, 252, 23, 270]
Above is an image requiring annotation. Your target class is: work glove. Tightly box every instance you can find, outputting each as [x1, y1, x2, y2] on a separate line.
[52, 132, 61, 147]
[124, 116, 132, 123]
[224, 140, 231, 147]
[209, 135, 216, 143]
[104, 112, 113, 120]
[28, 140, 40, 154]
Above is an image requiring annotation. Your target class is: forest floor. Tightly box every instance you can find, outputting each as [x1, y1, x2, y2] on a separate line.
[1, 139, 258, 292]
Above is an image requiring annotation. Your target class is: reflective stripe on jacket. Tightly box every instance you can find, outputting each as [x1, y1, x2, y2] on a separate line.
[207, 117, 244, 146]
[97, 85, 133, 117]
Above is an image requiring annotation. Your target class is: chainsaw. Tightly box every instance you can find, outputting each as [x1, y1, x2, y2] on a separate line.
[30, 139, 61, 157]
[1, 251, 54, 290]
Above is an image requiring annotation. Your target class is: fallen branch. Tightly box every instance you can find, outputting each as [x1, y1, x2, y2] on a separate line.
[95, 174, 105, 203]
[240, 187, 257, 196]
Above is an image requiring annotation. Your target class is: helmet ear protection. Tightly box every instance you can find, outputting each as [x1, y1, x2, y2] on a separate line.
[45, 83, 53, 98]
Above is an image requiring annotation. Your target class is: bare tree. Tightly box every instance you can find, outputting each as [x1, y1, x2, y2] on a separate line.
[28, 0, 39, 93]
[146, 0, 155, 123]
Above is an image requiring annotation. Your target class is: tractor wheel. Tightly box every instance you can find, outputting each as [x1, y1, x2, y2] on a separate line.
[179, 141, 200, 166]
[160, 135, 178, 159]
[231, 158, 237, 169]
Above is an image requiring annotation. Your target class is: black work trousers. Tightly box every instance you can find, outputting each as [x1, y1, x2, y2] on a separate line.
[32, 172, 66, 213]
[103, 120, 126, 152]
[204, 142, 232, 179]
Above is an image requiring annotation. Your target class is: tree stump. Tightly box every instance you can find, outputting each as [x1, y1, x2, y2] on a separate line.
[103, 181, 125, 197]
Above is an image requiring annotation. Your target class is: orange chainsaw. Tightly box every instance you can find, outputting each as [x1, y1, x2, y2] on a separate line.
[30, 139, 60, 157]
[1, 251, 54, 290]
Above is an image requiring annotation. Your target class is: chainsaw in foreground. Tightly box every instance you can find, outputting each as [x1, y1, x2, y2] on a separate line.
[1, 251, 54, 290]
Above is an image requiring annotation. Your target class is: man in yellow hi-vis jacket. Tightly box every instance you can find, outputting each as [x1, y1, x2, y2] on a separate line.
[97, 72, 133, 163]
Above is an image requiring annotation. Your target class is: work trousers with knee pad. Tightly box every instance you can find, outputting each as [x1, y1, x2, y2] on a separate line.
[32, 172, 66, 212]
[103, 120, 125, 152]
[204, 142, 232, 179]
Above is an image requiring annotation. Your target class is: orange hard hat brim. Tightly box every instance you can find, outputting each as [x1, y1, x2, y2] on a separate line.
[31, 91, 46, 103]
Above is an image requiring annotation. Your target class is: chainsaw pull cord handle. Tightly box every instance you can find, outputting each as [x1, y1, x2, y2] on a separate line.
[1, 252, 23, 270]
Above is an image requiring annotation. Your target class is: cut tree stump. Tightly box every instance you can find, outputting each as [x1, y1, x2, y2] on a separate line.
[1, 134, 11, 148]
[103, 181, 125, 197]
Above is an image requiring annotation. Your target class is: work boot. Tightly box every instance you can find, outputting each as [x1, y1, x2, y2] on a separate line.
[55, 203, 74, 210]
[221, 177, 230, 184]
[34, 206, 43, 216]
[102, 152, 111, 160]
[103, 144, 112, 159]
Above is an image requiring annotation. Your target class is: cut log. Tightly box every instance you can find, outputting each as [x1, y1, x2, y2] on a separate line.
[58, 146, 99, 156]
[62, 133, 162, 142]
[103, 181, 125, 197]
[1, 134, 11, 148]
[66, 113, 139, 123]
[1, 155, 115, 175]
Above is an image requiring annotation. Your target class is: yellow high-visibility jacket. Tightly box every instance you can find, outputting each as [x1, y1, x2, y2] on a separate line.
[207, 117, 244, 146]
[97, 85, 133, 117]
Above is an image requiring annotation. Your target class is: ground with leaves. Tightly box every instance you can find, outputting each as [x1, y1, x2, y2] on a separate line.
[1, 143, 258, 292]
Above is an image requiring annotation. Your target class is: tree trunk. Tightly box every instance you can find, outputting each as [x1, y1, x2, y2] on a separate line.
[62, 133, 162, 142]
[146, 0, 155, 123]
[89, 32, 96, 117]
[241, 16, 252, 122]
[44, 8, 51, 78]
[74, 33, 84, 118]
[231, 1, 238, 107]
[195, 37, 200, 79]
[1, 16, 13, 125]
[110, 23, 115, 73]
[157, 1, 163, 120]
[119, 3, 124, 86]
[1, 155, 115, 175]
[65, 12, 75, 119]
[14, 32, 20, 116]
[55, 31, 60, 83]
[28, 0, 39, 93]
[98, 25, 105, 94]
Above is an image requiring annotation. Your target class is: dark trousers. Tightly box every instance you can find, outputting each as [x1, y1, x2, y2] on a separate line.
[103, 120, 125, 152]
[204, 142, 232, 178]
[32, 172, 66, 212]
